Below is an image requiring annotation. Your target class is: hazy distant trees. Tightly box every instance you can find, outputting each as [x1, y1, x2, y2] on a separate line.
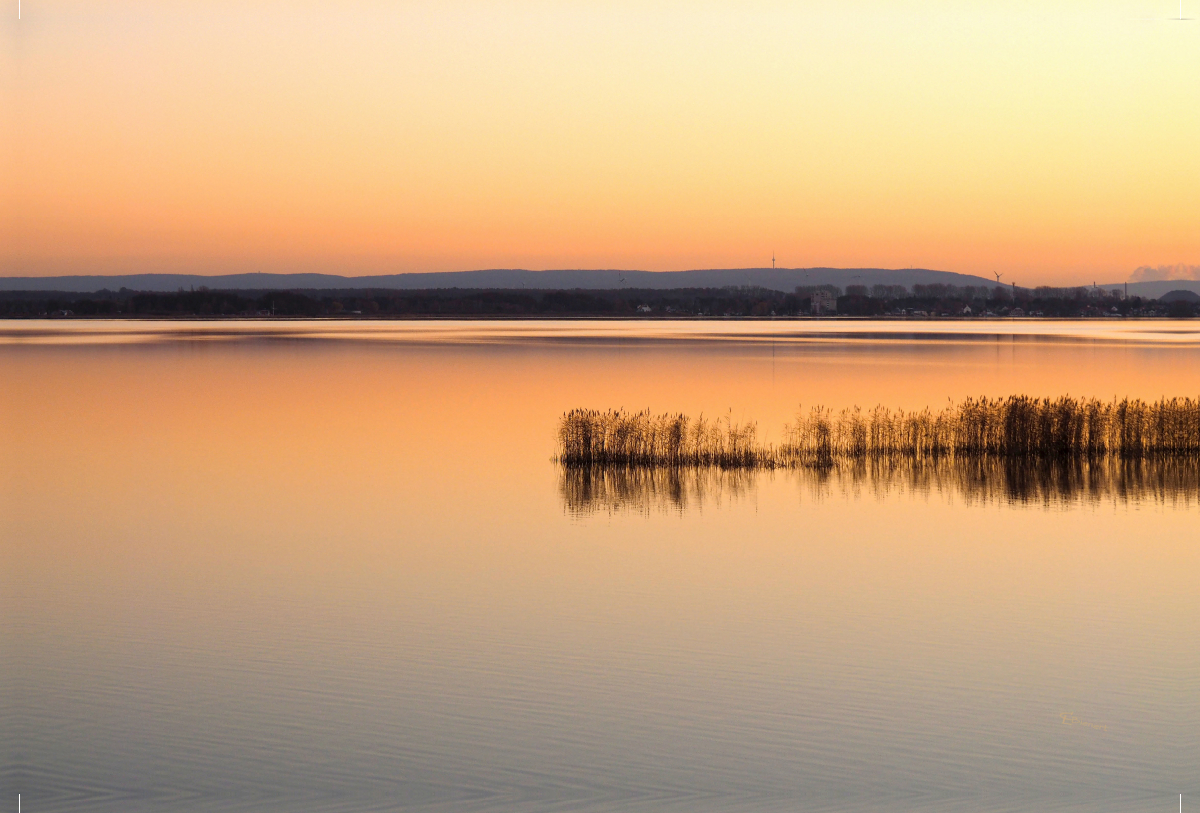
[1168, 300, 1195, 318]
[795, 285, 843, 298]
[1, 283, 1192, 319]
[871, 284, 909, 300]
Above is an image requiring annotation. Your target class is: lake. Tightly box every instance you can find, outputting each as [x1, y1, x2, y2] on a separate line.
[2, 320, 1198, 813]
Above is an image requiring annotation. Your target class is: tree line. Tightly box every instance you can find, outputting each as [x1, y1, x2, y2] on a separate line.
[0, 284, 1192, 318]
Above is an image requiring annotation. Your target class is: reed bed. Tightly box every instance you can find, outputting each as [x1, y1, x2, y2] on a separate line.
[557, 408, 777, 468]
[558, 397, 1200, 469]
[784, 396, 1200, 462]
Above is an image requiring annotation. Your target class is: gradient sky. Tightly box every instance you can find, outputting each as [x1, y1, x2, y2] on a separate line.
[2, 1, 1198, 284]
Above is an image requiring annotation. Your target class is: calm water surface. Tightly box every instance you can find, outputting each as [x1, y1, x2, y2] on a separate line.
[2, 320, 1198, 813]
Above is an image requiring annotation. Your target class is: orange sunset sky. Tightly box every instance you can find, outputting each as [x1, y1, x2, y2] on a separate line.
[2, 1, 1198, 285]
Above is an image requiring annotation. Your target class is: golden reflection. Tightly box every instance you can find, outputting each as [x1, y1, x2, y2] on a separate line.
[559, 466, 760, 517]
[559, 457, 1200, 515]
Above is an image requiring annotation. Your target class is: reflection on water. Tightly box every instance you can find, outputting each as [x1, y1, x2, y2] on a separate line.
[560, 466, 762, 516]
[560, 457, 1200, 515]
[5, 322, 1200, 813]
[7, 317, 1200, 347]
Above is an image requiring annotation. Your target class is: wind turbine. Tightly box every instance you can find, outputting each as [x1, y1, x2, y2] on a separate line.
[993, 271, 1004, 284]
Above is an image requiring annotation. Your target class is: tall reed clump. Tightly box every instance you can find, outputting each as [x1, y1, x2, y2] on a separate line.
[557, 408, 779, 468]
[781, 396, 1200, 461]
[557, 397, 1200, 469]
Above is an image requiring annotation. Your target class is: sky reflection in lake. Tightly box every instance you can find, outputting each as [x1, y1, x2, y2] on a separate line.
[2, 321, 1198, 813]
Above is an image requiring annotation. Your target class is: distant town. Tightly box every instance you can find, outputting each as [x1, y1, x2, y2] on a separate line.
[1, 282, 1197, 319]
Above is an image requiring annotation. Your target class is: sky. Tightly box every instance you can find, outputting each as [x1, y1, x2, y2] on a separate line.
[1, 1, 1198, 285]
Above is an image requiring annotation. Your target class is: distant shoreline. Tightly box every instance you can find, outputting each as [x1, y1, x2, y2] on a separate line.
[2, 315, 1196, 322]
[2, 283, 1192, 319]
[2, 267, 1193, 300]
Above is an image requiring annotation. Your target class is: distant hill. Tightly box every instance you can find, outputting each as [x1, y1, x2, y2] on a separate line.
[1158, 289, 1200, 303]
[0, 267, 998, 294]
[1087, 280, 1200, 299]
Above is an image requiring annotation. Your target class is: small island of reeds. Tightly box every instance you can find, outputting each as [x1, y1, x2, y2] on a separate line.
[557, 396, 1200, 469]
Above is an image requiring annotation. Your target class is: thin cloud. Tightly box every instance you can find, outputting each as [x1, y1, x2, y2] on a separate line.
[1129, 265, 1200, 282]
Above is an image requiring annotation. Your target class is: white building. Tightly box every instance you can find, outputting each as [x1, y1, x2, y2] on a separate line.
[811, 290, 837, 315]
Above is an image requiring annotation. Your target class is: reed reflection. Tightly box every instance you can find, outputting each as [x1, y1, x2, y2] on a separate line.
[559, 457, 1200, 514]
[559, 466, 760, 516]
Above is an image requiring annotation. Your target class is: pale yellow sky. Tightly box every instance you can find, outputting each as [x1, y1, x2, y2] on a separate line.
[2, 1, 1198, 284]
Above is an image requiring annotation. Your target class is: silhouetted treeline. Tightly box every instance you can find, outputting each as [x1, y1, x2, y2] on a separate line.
[0, 283, 1194, 318]
[0, 286, 800, 317]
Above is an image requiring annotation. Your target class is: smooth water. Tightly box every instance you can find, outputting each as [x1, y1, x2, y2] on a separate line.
[2, 320, 1198, 813]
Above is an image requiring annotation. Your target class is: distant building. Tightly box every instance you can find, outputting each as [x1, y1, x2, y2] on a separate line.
[962, 305, 973, 315]
[811, 290, 837, 315]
